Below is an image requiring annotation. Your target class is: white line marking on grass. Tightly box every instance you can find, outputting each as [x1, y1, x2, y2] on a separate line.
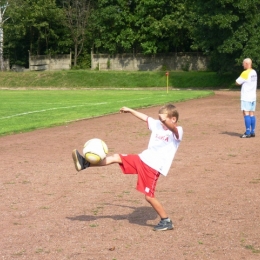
[0, 98, 148, 120]
[0, 103, 108, 120]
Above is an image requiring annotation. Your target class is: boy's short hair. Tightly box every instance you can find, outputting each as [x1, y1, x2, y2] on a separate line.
[159, 103, 179, 122]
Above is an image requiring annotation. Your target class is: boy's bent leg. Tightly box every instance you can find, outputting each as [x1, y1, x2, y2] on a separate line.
[145, 195, 173, 231]
[100, 154, 122, 165]
[145, 195, 167, 218]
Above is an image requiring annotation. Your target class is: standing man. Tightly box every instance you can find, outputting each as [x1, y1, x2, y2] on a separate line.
[236, 58, 257, 138]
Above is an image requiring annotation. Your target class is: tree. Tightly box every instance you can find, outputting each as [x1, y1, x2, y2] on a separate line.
[134, 0, 193, 54]
[4, 0, 69, 66]
[190, 0, 260, 72]
[90, 0, 193, 54]
[0, 0, 9, 71]
[62, 0, 92, 66]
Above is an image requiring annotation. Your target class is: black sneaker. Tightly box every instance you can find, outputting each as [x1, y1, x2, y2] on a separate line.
[240, 134, 251, 138]
[72, 149, 90, 171]
[250, 133, 255, 137]
[153, 218, 173, 231]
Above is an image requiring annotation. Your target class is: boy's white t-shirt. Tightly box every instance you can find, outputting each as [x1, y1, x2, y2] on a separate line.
[236, 69, 257, 102]
[139, 117, 183, 176]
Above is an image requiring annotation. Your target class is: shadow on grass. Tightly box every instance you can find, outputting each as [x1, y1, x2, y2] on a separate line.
[66, 205, 157, 227]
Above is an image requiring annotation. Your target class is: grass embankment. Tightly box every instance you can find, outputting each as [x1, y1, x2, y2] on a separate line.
[0, 70, 235, 89]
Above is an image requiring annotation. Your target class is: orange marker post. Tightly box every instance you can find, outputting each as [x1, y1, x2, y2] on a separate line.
[165, 71, 169, 93]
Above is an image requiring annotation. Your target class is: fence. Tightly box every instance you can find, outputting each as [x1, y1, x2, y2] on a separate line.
[91, 52, 209, 71]
[29, 52, 71, 71]
[0, 59, 10, 71]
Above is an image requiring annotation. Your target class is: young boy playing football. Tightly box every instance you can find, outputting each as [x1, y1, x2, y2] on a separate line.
[72, 103, 183, 231]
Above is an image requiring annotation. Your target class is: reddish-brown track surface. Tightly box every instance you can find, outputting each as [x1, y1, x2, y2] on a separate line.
[1, 91, 259, 260]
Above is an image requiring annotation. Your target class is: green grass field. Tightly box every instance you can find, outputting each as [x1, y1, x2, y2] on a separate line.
[0, 89, 213, 136]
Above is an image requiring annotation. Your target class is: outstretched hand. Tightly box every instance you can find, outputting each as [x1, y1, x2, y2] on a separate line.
[119, 107, 132, 113]
[119, 107, 148, 121]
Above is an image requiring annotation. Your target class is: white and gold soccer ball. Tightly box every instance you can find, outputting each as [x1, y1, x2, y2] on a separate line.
[83, 138, 108, 164]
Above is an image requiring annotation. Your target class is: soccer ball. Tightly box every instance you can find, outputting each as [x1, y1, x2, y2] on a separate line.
[83, 138, 108, 164]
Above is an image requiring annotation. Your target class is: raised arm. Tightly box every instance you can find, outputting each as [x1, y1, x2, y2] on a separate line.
[120, 107, 148, 122]
[159, 113, 180, 139]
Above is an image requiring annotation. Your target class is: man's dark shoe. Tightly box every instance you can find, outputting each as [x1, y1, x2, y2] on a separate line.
[72, 149, 90, 171]
[250, 133, 255, 137]
[240, 134, 251, 138]
[153, 218, 173, 231]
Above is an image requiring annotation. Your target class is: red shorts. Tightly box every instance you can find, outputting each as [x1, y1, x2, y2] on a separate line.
[119, 154, 160, 198]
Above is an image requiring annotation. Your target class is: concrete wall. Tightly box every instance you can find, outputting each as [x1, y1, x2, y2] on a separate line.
[5, 59, 10, 71]
[29, 53, 71, 71]
[92, 52, 209, 71]
[1, 59, 10, 71]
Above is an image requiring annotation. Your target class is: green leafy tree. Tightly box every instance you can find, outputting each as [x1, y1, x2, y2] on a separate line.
[134, 0, 193, 54]
[4, 0, 69, 66]
[190, 0, 260, 72]
[91, 0, 193, 54]
[90, 0, 136, 53]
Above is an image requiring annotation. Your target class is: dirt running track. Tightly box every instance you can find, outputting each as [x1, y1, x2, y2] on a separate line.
[1, 91, 260, 260]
